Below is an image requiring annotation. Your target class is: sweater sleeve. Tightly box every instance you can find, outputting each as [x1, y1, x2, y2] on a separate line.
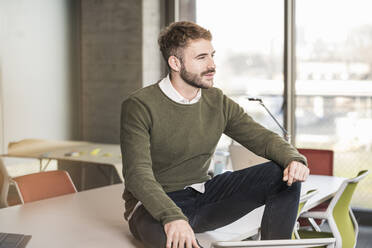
[120, 98, 188, 225]
[222, 95, 307, 168]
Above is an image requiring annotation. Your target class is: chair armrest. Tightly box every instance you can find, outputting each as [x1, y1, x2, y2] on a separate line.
[300, 211, 328, 219]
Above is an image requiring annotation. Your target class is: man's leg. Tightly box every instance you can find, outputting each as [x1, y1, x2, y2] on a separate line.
[128, 188, 199, 248]
[191, 161, 301, 239]
[128, 205, 167, 248]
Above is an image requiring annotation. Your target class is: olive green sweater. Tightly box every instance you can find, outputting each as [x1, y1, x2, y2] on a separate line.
[120, 83, 306, 225]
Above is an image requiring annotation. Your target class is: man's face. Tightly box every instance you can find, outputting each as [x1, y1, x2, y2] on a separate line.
[178, 39, 216, 89]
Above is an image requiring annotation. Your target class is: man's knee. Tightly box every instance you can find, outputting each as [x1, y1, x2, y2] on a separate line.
[129, 206, 167, 248]
[289, 181, 301, 197]
[261, 161, 284, 182]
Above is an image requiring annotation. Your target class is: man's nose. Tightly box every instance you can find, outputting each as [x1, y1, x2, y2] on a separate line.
[208, 57, 216, 69]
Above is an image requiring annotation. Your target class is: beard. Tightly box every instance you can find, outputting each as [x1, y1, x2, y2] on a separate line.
[179, 65, 215, 89]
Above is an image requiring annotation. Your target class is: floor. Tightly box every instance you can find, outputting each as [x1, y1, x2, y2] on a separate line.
[356, 225, 372, 248]
[318, 223, 372, 248]
[297, 223, 372, 248]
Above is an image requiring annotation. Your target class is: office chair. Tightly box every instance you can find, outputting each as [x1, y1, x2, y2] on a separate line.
[297, 148, 333, 176]
[299, 170, 369, 248]
[13, 170, 77, 204]
[297, 148, 334, 229]
[292, 189, 318, 239]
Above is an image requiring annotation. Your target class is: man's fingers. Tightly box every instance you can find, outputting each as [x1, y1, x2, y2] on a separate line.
[166, 231, 173, 248]
[192, 238, 200, 248]
[294, 165, 301, 182]
[283, 167, 289, 181]
[164, 220, 198, 248]
[179, 235, 186, 248]
[284, 161, 309, 185]
[305, 167, 310, 179]
[302, 167, 310, 181]
[171, 233, 179, 248]
[300, 168, 307, 181]
[287, 166, 295, 185]
[295, 163, 309, 182]
[185, 237, 192, 248]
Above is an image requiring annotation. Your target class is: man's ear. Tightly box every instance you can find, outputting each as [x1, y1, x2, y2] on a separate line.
[168, 56, 181, 72]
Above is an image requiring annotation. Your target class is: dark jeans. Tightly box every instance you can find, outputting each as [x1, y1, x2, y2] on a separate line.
[128, 161, 301, 248]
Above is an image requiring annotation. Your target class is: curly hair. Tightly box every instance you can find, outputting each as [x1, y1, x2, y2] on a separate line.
[158, 21, 212, 64]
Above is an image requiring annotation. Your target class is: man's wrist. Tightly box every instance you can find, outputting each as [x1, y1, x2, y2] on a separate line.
[162, 215, 189, 226]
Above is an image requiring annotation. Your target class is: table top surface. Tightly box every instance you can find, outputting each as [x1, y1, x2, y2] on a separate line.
[0, 175, 345, 248]
[2, 139, 123, 181]
[4, 139, 122, 165]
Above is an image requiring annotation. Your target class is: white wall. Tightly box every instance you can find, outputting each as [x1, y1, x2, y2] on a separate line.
[0, 0, 79, 153]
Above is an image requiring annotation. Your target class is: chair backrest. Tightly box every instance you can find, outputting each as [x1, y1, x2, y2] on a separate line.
[13, 170, 77, 204]
[212, 238, 336, 248]
[328, 170, 369, 248]
[0, 158, 11, 208]
[297, 148, 333, 176]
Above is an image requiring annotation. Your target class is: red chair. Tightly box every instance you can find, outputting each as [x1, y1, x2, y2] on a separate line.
[297, 148, 334, 228]
[13, 170, 77, 204]
[298, 148, 333, 176]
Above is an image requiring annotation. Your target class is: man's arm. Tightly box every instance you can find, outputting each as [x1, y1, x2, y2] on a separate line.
[222, 95, 307, 169]
[121, 98, 187, 224]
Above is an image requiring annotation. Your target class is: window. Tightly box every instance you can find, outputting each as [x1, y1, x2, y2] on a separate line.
[296, 0, 372, 208]
[197, 0, 372, 208]
[197, 0, 285, 146]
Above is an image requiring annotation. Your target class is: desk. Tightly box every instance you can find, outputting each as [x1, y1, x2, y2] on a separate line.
[0, 184, 142, 248]
[0, 175, 344, 248]
[1, 139, 123, 189]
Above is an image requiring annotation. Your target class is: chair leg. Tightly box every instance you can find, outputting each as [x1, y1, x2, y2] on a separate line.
[294, 222, 301, 239]
[327, 216, 342, 248]
[349, 207, 359, 236]
[308, 218, 322, 232]
[250, 229, 261, 240]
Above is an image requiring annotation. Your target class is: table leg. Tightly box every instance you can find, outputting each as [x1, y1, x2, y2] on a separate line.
[109, 168, 114, 185]
[81, 166, 86, 191]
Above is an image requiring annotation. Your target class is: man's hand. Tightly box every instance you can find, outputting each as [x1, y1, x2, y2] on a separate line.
[164, 219, 200, 248]
[283, 161, 310, 186]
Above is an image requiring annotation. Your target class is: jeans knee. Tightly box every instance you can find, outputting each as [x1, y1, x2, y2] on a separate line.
[290, 181, 302, 197]
[129, 206, 167, 248]
[263, 161, 283, 182]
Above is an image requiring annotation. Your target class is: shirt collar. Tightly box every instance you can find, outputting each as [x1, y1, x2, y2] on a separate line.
[158, 75, 201, 104]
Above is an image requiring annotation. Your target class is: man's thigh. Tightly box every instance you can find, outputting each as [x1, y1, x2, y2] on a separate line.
[192, 161, 284, 232]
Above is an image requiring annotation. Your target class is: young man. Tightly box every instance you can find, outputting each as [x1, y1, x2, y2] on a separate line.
[120, 21, 309, 248]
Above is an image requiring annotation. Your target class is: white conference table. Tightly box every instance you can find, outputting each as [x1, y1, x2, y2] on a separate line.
[1, 139, 123, 188]
[0, 175, 345, 248]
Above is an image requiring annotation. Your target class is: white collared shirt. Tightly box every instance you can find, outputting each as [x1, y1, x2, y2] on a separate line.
[159, 75, 202, 104]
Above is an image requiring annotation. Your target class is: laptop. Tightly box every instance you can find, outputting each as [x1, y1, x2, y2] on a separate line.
[0, 233, 31, 248]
